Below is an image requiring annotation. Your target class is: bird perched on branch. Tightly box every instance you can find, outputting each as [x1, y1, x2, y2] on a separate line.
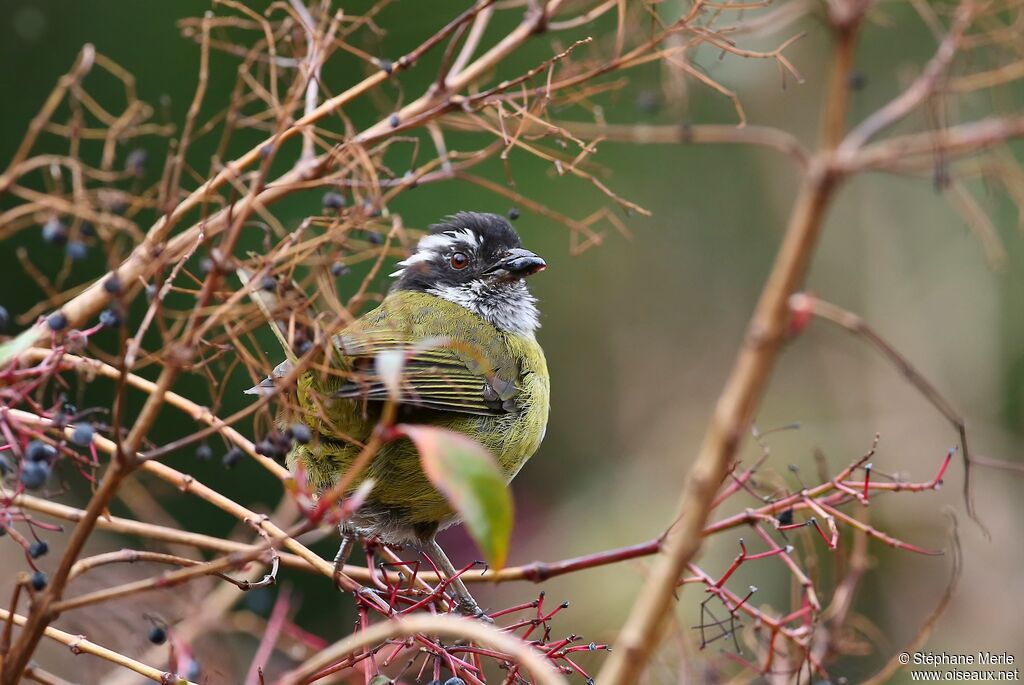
[248, 212, 550, 616]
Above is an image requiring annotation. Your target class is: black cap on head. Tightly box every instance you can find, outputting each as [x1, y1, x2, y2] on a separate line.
[391, 212, 545, 292]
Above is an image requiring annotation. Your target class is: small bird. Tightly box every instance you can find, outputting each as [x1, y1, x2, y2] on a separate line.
[250, 212, 550, 616]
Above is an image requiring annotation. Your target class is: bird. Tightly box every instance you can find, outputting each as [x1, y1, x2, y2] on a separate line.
[248, 211, 550, 617]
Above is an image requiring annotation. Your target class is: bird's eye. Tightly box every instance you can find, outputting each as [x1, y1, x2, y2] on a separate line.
[449, 252, 469, 270]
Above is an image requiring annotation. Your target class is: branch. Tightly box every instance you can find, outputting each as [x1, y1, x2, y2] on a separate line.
[838, 0, 976, 154]
[0, 609, 196, 685]
[277, 614, 567, 685]
[483, 118, 810, 166]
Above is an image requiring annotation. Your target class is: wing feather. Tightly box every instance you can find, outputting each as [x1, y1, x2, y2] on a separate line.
[330, 328, 514, 416]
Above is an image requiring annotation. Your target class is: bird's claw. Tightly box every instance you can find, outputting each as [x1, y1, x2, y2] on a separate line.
[455, 598, 494, 623]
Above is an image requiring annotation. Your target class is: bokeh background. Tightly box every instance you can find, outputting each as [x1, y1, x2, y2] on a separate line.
[1, 1, 1022, 683]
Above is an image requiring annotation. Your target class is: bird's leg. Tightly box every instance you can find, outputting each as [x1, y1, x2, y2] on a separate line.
[332, 527, 356, 590]
[422, 538, 492, 622]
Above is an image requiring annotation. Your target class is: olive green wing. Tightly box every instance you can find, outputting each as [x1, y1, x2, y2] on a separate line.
[331, 295, 520, 416]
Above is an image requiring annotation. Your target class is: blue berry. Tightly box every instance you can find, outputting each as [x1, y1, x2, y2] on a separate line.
[0, 306, 9, 332]
[195, 442, 213, 461]
[288, 423, 312, 444]
[46, 311, 68, 331]
[222, 447, 243, 469]
[388, 114, 400, 128]
[330, 261, 349, 277]
[99, 308, 121, 328]
[103, 275, 122, 294]
[20, 461, 49, 490]
[66, 240, 88, 261]
[25, 440, 56, 463]
[444, 678, 466, 685]
[80, 221, 97, 237]
[378, 58, 393, 74]
[71, 424, 94, 446]
[42, 218, 67, 245]
[322, 191, 345, 210]
[29, 540, 48, 558]
[259, 275, 277, 291]
[126, 148, 148, 176]
[148, 625, 166, 644]
[30, 571, 47, 591]
[507, 208, 520, 220]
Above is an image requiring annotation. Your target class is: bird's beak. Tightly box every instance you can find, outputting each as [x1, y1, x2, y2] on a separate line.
[498, 248, 546, 278]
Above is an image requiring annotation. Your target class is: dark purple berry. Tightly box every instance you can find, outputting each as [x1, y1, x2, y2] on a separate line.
[66, 240, 88, 261]
[42, 218, 68, 245]
[222, 447, 243, 469]
[71, 423, 94, 446]
[99, 308, 121, 328]
[148, 625, 167, 644]
[388, 114, 400, 128]
[29, 540, 48, 558]
[195, 442, 213, 461]
[378, 58, 393, 74]
[46, 311, 68, 331]
[103, 275, 122, 294]
[259, 275, 277, 292]
[20, 461, 49, 490]
[126, 148, 148, 176]
[80, 221, 97, 237]
[0, 306, 10, 332]
[30, 571, 47, 591]
[26, 440, 56, 463]
[322, 191, 345, 210]
[288, 423, 312, 444]
[507, 208, 520, 220]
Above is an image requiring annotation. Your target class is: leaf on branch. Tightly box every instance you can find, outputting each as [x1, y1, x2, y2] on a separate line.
[397, 423, 513, 569]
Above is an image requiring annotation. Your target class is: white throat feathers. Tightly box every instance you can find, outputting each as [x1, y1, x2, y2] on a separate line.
[427, 280, 540, 336]
[390, 228, 541, 336]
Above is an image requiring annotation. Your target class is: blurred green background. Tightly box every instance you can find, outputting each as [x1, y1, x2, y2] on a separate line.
[2, 1, 1022, 683]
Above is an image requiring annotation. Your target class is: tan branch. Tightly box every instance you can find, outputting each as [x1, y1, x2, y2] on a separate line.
[278, 614, 567, 685]
[0, 609, 196, 685]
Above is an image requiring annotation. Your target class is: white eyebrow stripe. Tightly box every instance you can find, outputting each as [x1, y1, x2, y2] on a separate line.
[416, 233, 455, 253]
[391, 227, 479, 279]
[448, 228, 479, 247]
[395, 251, 432, 268]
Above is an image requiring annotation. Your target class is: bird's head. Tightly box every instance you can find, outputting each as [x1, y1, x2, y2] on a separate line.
[390, 212, 546, 335]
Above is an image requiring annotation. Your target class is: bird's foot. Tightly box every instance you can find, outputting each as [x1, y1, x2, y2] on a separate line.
[454, 597, 494, 623]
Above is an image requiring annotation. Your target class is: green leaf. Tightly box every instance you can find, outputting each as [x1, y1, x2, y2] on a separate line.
[398, 424, 513, 569]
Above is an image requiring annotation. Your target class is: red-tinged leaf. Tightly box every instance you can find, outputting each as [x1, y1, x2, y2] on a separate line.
[397, 424, 513, 569]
